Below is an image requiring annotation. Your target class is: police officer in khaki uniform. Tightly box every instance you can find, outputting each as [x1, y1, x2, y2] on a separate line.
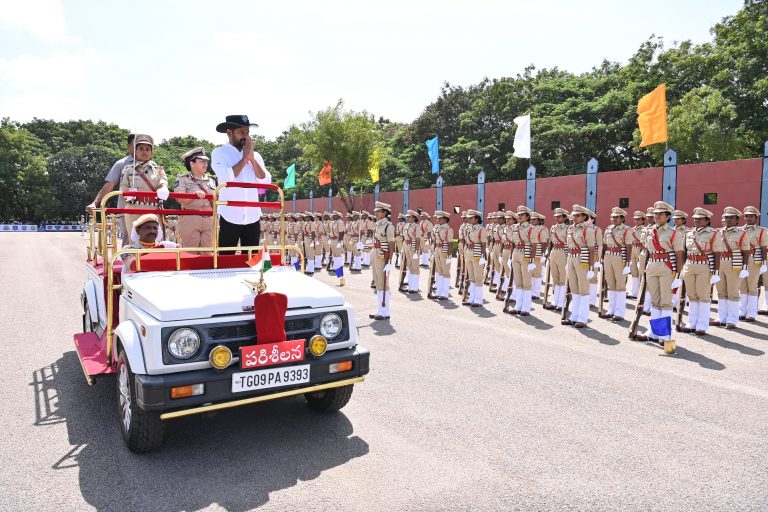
[369, 202, 395, 320]
[395, 213, 406, 268]
[119, 134, 170, 233]
[628, 210, 646, 298]
[740, 206, 768, 321]
[563, 205, 597, 328]
[432, 211, 454, 300]
[418, 211, 434, 268]
[587, 212, 604, 307]
[463, 210, 488, 307]
[498, 211, 518, 299]
[402, 210, 421, 293]
[488, 212, 504, 292]
[639, 206, 656, 314]
[510, 206, 542, 315]
[361, 210, 374, 268]
[174, 147, 216, 249]
[329, 211, 346, 286]
[680, 208, 723, 335]
[634, 201, 685, 343]
[545, 208, 569, 312]
[530, 212, 549, 300]
[601, 207, 631, 321]
[671, 210, 689, 309]
[714, 207, 750, 329]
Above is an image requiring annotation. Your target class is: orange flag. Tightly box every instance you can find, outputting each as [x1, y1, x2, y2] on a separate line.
[318, 160, 332, 186]
[637, 83, 668, 147]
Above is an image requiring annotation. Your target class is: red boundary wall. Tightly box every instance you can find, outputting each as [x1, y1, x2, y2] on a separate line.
[286, 157, 763, 232]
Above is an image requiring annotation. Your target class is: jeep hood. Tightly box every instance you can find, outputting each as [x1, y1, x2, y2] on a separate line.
[122, 268, 344, 321]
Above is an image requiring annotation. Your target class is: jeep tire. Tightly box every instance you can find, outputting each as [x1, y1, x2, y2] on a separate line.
[116, 349, 165, 453]
[304, 384, 354, 412]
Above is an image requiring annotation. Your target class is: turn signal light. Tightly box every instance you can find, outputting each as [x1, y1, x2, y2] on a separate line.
[171, 383, 204, 399]
[209, 345, 233, 369]
[329, 360, 352, 374]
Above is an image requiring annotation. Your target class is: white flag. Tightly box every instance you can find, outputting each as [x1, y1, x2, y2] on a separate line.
[513, 114, 531, 159]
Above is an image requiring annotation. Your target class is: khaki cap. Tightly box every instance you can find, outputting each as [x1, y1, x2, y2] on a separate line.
[645, 207, 655, 216]
[406, 209, 419, 217]
[332, 211, 342, 216]
[516, 205, 532, 216]
[467, 209, 482, 218]
[419, 211, 429, 217]
[352, 211, 360, 216]
[460, 210, 467, 218]
[134, 134, 155, 147]
[610, 207, 627, 217]
[533, 212, 545, 221]
[652, 201, 674, 214]
[397, 213, 405, 219]
[180, 146, 209, 161]
[743, 206, 760, 216]
[692, 207, 713, 219]
[434, 210, 450, 219]
[373, 201, 391, 213]
[505, 210, 518, 220]
[672, 209, 688, 219]
[553, 208, 569, 217]
[571, 204, 594, 217]
[133, 213, 159, 229]
[361, 210, 370, 216]
[633, 210, 645, 219]
[723, 206, 742, 217]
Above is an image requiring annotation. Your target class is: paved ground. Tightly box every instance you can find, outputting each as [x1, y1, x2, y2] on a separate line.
[1, 233, 767, 512]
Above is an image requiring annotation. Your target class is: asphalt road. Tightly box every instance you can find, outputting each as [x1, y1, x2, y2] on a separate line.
[1, 233, 767, 512]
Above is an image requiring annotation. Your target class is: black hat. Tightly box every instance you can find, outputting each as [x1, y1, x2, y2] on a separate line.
[216, 114, 259, 133]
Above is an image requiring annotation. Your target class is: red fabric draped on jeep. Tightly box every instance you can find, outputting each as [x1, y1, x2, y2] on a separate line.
[129, 252, 284, 272]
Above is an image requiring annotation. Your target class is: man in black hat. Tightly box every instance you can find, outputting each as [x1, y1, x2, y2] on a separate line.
[211, 115, 272, 252]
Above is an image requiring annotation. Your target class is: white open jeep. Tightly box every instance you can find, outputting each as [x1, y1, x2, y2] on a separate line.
[75, 183, 369, 452]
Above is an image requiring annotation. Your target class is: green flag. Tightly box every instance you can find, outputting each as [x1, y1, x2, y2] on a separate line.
[284, 163, 296, 189]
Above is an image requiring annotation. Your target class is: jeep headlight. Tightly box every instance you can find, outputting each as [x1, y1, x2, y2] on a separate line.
[319, 313, 342, 340]
[167, 328, 201, 360]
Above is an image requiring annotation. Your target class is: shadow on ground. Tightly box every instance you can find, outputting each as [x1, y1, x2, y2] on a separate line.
[31, 352, 369, 512]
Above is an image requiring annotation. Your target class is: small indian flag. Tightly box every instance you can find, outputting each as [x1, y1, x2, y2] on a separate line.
[246, 248, 272, 272]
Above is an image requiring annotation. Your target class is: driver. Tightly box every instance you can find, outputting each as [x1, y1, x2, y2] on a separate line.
[121, 214, 177, 272]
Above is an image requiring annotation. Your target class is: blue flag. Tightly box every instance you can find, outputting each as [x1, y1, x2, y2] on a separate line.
[335, 266, 344, 278]
[294, 260, 301, 271]
[425, 136, 439, 174]
[649, 317, 672, 338]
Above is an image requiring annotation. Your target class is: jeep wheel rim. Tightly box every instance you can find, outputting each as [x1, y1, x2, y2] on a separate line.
[118, 363, 131, 432]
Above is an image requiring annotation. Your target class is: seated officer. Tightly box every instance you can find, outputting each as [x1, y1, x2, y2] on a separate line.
[122, 214, 178, 271]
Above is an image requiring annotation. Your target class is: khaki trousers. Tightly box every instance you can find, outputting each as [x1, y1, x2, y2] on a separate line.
[716, 260, 741, 301]
[330, 237, 345, 257]
[403, 243, 420, 275]
[604, 253, 626, 292]
[682, 262, 711, 302]
[490, 243, 502, 275]
[646, 260, 674, 310]
[501, 248, 512, 281]
[435, 251, 450, 278]
[372, 252, 389, 291]
[740, 261, 761, 296]
[464, 250, 483, 286]
[512, 249, 532, 291]
[566, 256, 589, 295]
[550, 250, 567, 286]
[630, 246, 643, 278]
[178, 215, 213, 249]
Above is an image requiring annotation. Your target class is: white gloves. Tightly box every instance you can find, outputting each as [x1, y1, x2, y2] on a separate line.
[446, 258, 452, 265]
[366, 239, 373, 245]
[540, 256, 546, 264]
[622, 265, 631, 275]
[479, 257, 487, 266]
[738, 269, 749, 279]
[158, 241, 178, 248]
[412, 253, 419, 260]
[760, 264, 767, 275]
[498, 257, 503, 265]
[156, 186, 170, 201]
[593, 261, 602, 270]
[671, 278, 682, 289]
[355, 242, 364, 250]
[586, 270, 595, 280]
[710, 274, 721, 285]
[125, 187, 137, 203]
[527, 263, 536, 272]
[383, 264, 392, 273]
[336, 242, 343, 248]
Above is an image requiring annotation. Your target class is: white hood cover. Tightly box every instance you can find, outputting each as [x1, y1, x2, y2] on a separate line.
[122, 267, 344, 321]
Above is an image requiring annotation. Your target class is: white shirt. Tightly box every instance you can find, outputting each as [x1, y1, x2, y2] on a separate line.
[211, 143, 273, 225]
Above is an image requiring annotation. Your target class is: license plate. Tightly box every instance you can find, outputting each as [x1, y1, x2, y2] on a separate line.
[231, 364, 310, 393]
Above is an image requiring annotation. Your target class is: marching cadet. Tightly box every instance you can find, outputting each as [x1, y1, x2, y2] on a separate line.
[587, 211, 604, 307]
[680, 208, 722, 335]
[329, 211, 346, 286]
[455, 211, 468, 287]
[628, 211, 646, 299]
[544, 208, 569, 312]
[321, 212, 332, 266]
[432, 211, 454, 300]
[119, 134, 170, 233]
[530, 212, 549, 300]
[348, 211, 363, 271]
[395, 213, 406, 268]
[402, 210, 421, 293]
[463, 209, 488, 307]
[361, 210, 374, 268]
[343, 212, 352, 265]
[418, 211, 434, 268]
[293, 213, 305, 267]
[600, 207, 632, 321]
[713, 207, 750, 329]
[671, 210, 689, 309]
[312, 212, 324, 270]
[505, 210, 523, 310]
[174, 147, 216, 249]
[369, 202, 395, 320]
[510, 206, 542, 316]
[562, 205, 597, 328]
[488, 212, 504, 292]
[740, 206, 768, 321]
[498, 211, 518, 300]
[302, 211, 316, 274]
[640, 206, 656, 315]
[633, 201, 685, 343]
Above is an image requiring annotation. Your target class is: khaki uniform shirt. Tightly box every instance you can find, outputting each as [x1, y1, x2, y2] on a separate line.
[120, 160, 168, 199]
[173, 173, 216, 210]
[373, 219, 395, 257]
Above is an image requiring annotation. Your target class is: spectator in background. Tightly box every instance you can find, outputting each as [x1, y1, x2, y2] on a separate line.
[87, 133, 135, 246]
